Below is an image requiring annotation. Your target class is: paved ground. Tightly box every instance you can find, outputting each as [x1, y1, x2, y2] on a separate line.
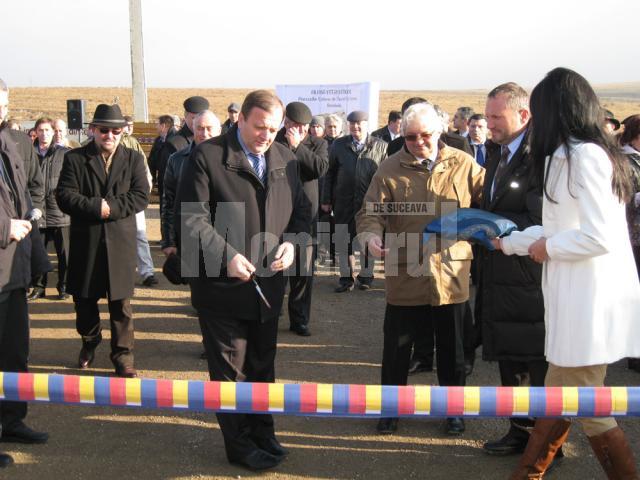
[3, 204, 639, 479]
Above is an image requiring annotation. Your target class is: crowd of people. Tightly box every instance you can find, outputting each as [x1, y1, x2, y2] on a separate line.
[0, 68, 639, 478]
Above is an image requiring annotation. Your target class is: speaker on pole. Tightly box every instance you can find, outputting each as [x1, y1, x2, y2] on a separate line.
[66, 99, 86, 130]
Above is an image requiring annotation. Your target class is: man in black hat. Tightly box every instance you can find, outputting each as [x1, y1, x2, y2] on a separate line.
[321, 110, 387, 292]
[0, 97, 51, 452]
[274, 102, 328, 336]
[56, 104, 149, 378]
[221, 102, 240, 134]
[604, 109, 621, 134]
[157, 96, 209, 229]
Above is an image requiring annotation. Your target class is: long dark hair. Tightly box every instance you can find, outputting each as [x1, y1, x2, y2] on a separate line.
[528, 67, 631, 203]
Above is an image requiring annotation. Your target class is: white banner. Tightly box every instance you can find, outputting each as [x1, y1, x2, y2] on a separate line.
[275, 81, 380, 132]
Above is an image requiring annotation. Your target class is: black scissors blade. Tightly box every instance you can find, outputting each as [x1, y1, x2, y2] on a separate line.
[251, 276, 272, 309]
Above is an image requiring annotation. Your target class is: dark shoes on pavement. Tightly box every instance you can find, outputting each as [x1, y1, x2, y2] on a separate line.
[142, 275, 159, 287]
[115, 365, 137, 378]
[334, 282, 354, 293]
[408, 359, 433, 375]
[289, 323, 311, 337]
[78, 345, 96, 369]
[483, 429, 529, 455]
[27, 287, 45, 302]
[228, 448, 283, 471]
[253, 437, 289, 458]
[0, 422, 49, 444]
[446, 417, 465, 436]
[0, 452, 13, 468]
[376, 418, 399, 434]
[355, 276, 373, 290]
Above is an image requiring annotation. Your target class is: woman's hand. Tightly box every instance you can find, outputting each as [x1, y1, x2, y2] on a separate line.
[491, 238, 502, 250]
[528, 237, 548, 263]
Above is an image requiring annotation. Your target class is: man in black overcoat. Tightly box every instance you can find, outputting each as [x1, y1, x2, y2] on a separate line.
[476, 83, 551, 459]
[274, 102, 328, 336]
[175, 90, 311, 471]
[0, 124, 51, 457]
[56, 104, 149, 378]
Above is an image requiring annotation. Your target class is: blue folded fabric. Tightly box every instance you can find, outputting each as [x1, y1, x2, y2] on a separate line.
[423, 208, 517, 250]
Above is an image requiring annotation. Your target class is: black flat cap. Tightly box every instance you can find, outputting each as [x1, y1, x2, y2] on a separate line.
[286, 102, 312, 125]
[347, 110, 368, 122]
[227, 102, 240, 112]
[183, 96, 210, 114]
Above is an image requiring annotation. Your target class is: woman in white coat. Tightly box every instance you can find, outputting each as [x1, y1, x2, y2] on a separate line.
[492, 67, 640, 479]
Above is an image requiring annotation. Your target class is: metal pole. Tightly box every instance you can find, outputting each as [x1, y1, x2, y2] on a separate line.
[129, 0, 148, 122]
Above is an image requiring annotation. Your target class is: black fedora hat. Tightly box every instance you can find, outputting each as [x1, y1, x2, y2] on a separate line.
[90, 104, 126, 127]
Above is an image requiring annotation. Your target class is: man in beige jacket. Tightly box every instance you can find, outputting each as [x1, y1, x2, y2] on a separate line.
[357, 103, 484, 435]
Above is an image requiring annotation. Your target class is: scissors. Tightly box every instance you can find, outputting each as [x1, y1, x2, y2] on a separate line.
[250, 273, 272, 309]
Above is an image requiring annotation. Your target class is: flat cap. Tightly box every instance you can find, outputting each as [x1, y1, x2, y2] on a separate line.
[310, 115, 324, 127]
[183, 96, 210, 114]
[285, 102, 312, 125]
[347, 110, 368, 122]
[227, 102, 240, 113]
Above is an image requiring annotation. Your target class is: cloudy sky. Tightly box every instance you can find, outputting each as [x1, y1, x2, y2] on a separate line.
[1, 0, 637, 90]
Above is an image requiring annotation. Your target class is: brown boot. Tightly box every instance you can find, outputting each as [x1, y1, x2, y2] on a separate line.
[588, 426, 639, 479]
[509, 419, 571, 479]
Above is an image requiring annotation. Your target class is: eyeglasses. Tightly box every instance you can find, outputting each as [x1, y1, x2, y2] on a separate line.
[404, 131, 434, 142]
[98, 127, 123, 135]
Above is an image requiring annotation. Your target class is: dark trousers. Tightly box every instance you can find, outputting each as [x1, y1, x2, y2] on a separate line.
[33, 226, 69, 291]
[381, 303, 467, 388]
[412, 301, 476, 367]
[288, 244, 314, 327]
[198, 308, 279, 458]
[336, 229, 375, 285]
[74, 297, 134, 368]
[0, 289, 29, 430]
[499, 358, 548, 432]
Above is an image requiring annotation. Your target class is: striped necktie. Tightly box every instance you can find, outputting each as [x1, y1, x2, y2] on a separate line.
[247, 152, 266, 184]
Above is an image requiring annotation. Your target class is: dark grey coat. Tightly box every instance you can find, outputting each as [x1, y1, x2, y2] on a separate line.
[56, 142, 149, 300]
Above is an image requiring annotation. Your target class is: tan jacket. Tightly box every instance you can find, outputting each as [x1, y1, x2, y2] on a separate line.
[356, 144, 484, 306]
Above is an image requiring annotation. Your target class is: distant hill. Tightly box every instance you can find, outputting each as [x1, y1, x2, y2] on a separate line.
[594, 82, 640, 101]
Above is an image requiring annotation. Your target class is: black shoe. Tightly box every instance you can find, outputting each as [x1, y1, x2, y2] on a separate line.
[445, 417, 465, 436]
[57, 291, 70, 300]
[142, 275, 159, 287]
[0, 422, 48, 444]
[289, 324, 311, 336]
[334, 282, 354, 293]
[115, 365, 137, 378]
[78, 345, 96, 369]
[27, 287, 45, 301]
[0, 452, 13, 468]
[253, 437, 289, 457]
[376, 418, 398, 434]
[483, 430, 529, 456]
[199, 351, 207, 360]
[228, 448, 282, 471]
[408, 359, 433, 375]
[356, 277, 372, 290]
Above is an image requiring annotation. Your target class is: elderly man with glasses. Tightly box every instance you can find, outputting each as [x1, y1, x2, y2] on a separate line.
[357, 103, 484, 436]
[56, 104, 149, 378]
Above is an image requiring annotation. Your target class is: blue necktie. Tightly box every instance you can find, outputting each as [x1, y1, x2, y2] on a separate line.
[476, 145, 485, 166]
[247, 152, 266, 184]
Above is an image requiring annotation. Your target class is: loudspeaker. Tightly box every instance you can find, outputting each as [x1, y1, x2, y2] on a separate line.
[66, 99, 86, 130]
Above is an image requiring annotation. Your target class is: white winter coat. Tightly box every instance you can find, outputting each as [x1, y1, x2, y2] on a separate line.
[502, 141, 640, 367]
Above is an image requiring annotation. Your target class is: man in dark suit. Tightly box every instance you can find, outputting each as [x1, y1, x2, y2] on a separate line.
[175, 90, 311, 471]
[275, 102, 328, 336]
[467, 113, 489, 166]
[371, 110, 402, 143]
[452, 106, 474, 139]
[56, 104, 149, 378]
[221, 102, 240, 134]
[476, 83, 552, 460]
[0, 119, 51, 453]
[148, 115, 174, 187]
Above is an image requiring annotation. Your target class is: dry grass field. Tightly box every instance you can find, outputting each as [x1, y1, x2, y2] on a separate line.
[8, 84, 640, 129]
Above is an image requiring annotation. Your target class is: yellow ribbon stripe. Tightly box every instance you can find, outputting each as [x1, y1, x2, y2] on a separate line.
[79, 376, 95, 404]
[562, 387, 579, 415]
[316, 383, 333, 413]
[513, 387, 530, 416]
[125, 378, 142, 406]
[365, 385, 382, 414]
[33, 373, 49, 401]
[415, 386, 430, 415]
[611, 387, 628, 416]
[220, 381, 236, 410]
[464, 387, 480, 415]
[173, 380, 189, 408]
[268, 383, 284, 412]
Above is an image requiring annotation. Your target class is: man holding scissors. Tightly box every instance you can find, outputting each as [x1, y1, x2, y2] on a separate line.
[175, 90, 311, 471]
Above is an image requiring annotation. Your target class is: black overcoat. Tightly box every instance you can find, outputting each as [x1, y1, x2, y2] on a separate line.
[175, 125, 311, 320]
[476, 135, 546, 361]
[56, 142, 149, 300]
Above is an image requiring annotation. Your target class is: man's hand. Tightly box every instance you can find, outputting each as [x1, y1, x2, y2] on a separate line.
[271, 242, 295, 272]
[227, 253, 255, 281]
[528, 237, 548, 263]
[101, 199, 111, 219]
[320, 204, 332, 213]
[490, 238, 502, 250]
[367, 235, 389, 258]
[162, 247, 177, 257]
[285, 127, 302, 150]
[10, 219, 32, 242]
